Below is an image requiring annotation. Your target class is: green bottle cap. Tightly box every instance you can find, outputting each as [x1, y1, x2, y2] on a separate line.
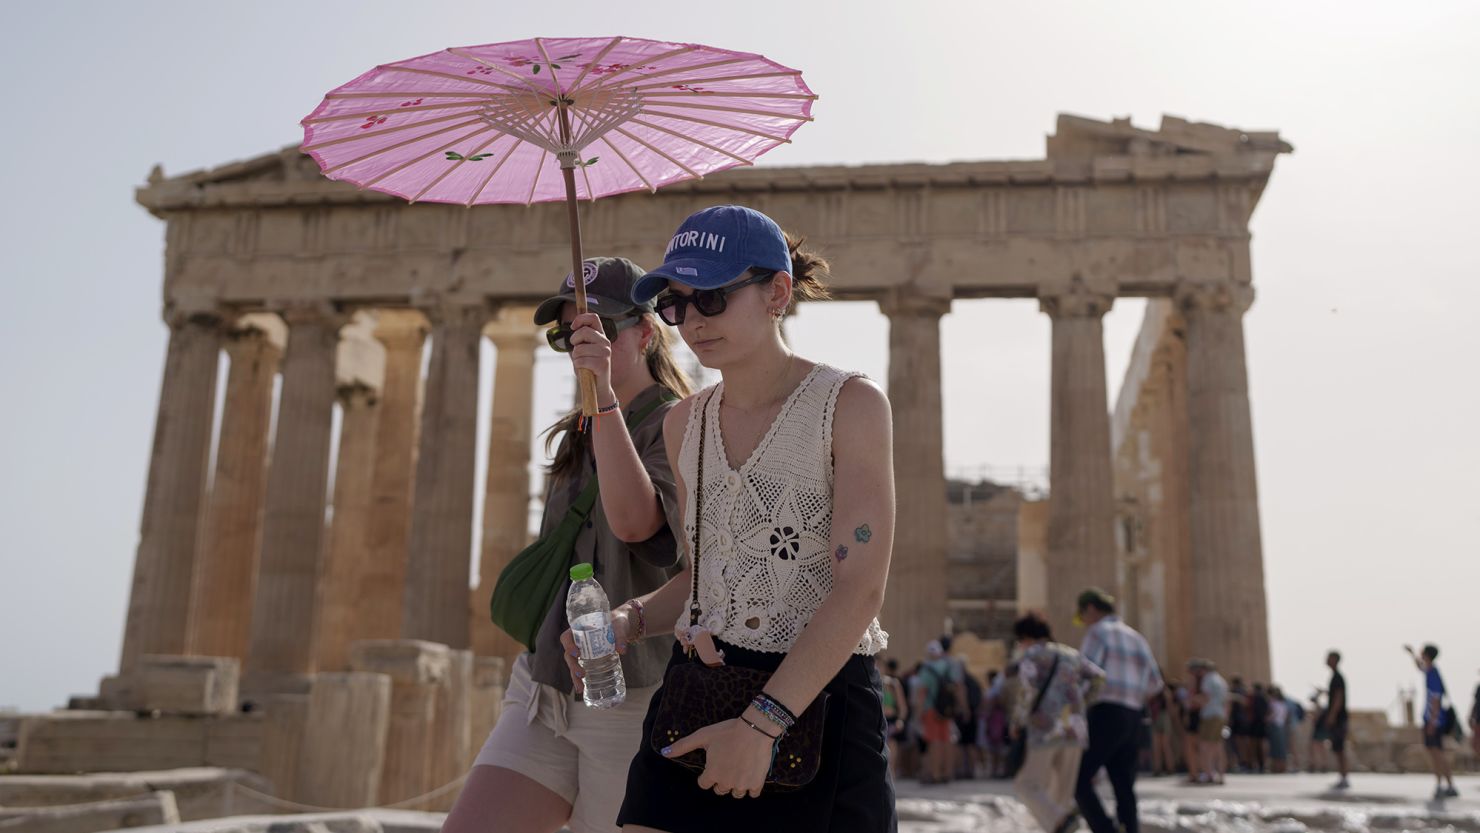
[570, 563, 594, 582]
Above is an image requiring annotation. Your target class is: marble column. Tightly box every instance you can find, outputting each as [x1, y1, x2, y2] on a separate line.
[1177, 282, 1270, 681]
[1150, 316, 1194, 673]
[472, 312, 540, 660]
[314, 382, 382, 671]
[401, 300, 488, 648]
[879, 292, 951, 664]
[359, 311, 428, 642]
[1040, 283, 1118, 641]
[244, 304, 345, 694]
[185, 316, 285, 663]
[119, 306, 227, 673]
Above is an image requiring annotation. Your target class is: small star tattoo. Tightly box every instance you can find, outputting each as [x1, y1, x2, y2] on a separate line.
[834, 545, 849, 561]
[854, 524, 872, 544]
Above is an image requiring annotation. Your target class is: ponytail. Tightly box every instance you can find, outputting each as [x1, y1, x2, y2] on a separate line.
[783, 232, 831, 312]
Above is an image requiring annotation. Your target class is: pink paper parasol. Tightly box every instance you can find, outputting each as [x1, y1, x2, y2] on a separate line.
[301, 36, 815, 414]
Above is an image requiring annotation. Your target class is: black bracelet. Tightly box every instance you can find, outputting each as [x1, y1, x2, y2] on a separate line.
[596, 400, 621, 415]
[740, 715, 782, 741]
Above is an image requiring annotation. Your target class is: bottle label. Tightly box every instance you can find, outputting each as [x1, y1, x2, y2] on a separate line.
[571, 612, 616, 660]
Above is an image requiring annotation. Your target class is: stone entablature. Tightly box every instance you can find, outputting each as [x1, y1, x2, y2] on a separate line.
[138, 114, 1289, 311]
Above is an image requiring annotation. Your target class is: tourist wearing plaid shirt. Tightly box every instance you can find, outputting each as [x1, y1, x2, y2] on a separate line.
[1080, 614, 1165, 711]
[1073, 588, 1164, 833]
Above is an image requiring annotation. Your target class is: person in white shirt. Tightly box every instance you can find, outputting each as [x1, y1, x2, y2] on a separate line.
[1188, 659, 1228, 785]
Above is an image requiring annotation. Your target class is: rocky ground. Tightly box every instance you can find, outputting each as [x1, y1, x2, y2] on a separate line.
[894, 772, 1480, 832]
[85, 772, 1480, 833]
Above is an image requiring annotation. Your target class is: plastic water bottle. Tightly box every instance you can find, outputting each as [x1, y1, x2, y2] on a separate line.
[567, 563, 626, 709]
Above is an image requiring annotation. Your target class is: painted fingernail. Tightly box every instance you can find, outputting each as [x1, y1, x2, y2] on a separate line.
[661, 746, 673, 756]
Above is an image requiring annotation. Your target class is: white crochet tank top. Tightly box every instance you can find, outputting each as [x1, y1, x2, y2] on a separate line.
[677, 363, 889, 655]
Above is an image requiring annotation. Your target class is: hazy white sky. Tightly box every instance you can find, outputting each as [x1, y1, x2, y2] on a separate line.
[2, 1, 1477, 719]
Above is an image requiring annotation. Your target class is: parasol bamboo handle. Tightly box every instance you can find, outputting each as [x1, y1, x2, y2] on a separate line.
[561, 162, 599, 417]
[556, 101, 599, 417]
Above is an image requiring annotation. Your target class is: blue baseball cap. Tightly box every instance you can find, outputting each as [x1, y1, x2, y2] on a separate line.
[631, 205, 793, 304]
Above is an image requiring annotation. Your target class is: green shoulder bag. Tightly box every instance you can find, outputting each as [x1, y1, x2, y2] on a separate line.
[488, 394, 674, 652]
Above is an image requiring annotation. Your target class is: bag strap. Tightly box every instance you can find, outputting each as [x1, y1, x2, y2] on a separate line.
[569, 391, 677, 521]
[688, 389, 716, 628]
[1029, 652, 1061, 716]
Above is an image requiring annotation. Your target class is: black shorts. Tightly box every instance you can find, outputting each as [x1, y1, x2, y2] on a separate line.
[956, 720, 977, 747]
[1329, 721, 1348, 753]
[1424, 727, 1445, 750]
[618, 641, 898, 833]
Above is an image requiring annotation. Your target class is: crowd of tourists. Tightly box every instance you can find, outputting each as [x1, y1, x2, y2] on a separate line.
[884, 630, 1477, 827]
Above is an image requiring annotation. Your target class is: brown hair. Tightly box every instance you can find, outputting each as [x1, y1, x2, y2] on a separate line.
[542, 315, 693, 481]
[781, 231, 831, 311]
[1011, 610, 1054, 642]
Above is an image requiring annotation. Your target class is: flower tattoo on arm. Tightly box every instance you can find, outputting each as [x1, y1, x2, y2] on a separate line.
[854, 524, 872, 544]
[834, 544, 849, 561]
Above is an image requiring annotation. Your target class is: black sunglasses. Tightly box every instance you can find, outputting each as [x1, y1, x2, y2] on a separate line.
[653, 270, 777, 326]
[545, 314, 642, 353]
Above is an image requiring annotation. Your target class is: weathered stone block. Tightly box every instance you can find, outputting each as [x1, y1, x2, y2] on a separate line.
[427, 650, 472, 811]
[12, 712, 263, 775]
[16, 712, 207, 774]
[0, 768, 272, 822]
[295, 672, 391, 809]
[0, 789, 179, 833]
[99, 656, 240, 715]
[349, 640, 449, 809]
[256, 694, 310, 803]
[137, 655, 240, 715]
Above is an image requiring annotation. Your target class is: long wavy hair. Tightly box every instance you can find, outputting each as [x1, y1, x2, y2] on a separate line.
[542, 314, 693, 481]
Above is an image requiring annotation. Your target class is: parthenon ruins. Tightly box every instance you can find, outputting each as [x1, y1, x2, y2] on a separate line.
[58, 113, 1288, 803]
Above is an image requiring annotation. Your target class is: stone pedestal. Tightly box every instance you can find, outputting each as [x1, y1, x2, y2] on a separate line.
[473, 311, 540, 661]
[244, 305, 346, 695]
[360, 311, 428, 643]
[401, 301, 487, 649]
[879, 293, 951, 663]
[1040, 284, 1118, 641]
[187, 316, 284, 663]
[294, 672, 391, 809]
[349, 640, 450, 808]
[120, 307, 227, 673]
[1177, 282, 1270, 680]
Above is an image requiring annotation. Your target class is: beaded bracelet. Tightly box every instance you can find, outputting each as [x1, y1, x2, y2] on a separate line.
[750, 693, 797, 732]
[624, 597, 647, 641]
[752, 707, 789, 734]
[596, 400, 621, 415]
[756, 692, 798, 724]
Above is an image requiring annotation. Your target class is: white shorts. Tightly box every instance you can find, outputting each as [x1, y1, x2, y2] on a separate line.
[473, 653, 657, 833]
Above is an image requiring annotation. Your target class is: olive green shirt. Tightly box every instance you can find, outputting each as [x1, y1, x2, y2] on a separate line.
[528, 384, 683, 694]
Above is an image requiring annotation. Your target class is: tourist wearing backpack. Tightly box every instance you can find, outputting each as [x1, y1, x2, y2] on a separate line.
[914, 639, 966, 784]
